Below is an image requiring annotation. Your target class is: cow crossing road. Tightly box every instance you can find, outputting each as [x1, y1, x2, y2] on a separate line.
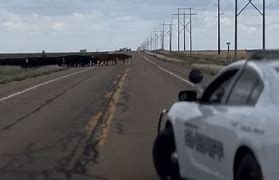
[0, 52, 210, 180]
[0, 53, 132, 68]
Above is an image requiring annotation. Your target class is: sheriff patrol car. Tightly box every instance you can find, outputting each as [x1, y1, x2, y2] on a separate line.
[152, 58, 279, 180]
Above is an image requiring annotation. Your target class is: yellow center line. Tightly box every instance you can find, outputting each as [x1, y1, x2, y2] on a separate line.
[97, 68, 129, 147]
[85, 112, 103, 135]
[65, 67, 130, 170]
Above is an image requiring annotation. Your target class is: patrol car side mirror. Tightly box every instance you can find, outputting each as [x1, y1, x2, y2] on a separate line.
[179, 90, 197, 102]
[188, 69, 203, 84]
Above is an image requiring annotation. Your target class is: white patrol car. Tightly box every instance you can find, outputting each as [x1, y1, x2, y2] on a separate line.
[152, 59, 279, 180]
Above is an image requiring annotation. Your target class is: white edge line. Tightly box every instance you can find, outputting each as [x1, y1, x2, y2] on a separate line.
[140, 52, 157, 65]
[139, 53, 203, 92]
[0, 67, 94, 102]
[158, 66, 195, 86]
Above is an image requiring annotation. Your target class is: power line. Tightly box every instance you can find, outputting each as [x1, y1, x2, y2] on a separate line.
[194, 1, 216, 27]
[197, 0, 214, 11]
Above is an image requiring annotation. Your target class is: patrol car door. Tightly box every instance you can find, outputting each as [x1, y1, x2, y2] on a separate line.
[179, 69, 239, 180]
[199, 67, 264, 179]
[188, 67, 263, 180]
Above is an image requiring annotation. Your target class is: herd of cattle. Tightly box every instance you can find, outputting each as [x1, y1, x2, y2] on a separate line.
[0, 53, 132, 68]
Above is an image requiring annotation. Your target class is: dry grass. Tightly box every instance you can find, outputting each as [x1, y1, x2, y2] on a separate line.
[0, 66, 67, 84]
[155, 50, 247, 65]
[145, 51, 224, 76]
[184, 50, 246, 61]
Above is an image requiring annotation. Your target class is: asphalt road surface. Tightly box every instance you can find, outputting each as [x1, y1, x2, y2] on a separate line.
[0, 52, 210, 180]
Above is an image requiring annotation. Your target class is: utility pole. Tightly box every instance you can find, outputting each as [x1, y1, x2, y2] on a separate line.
[174, 8, 188, 52]
[161, 21, 174, 52]
[161, 21, 165, 50]
[169, 22, 173, 51]
[189, 8, 193, 55]
[152, 32, 156, 50]
[155, 31, 157, 50]
[174, 8, 197, 55]
[148, 38, 150, 50]
[263, 0, 266, 50]
[234, 0, 265, 60]
[154, 29, 161, 50]
[150, 35, 152, 50]
[150, 33, 154, 50]
[183, 10, 186, 51]
[218, 0, 221, 55]
[188, 8, 197, 56]
[154, 31, 157, 50]
[178, 8, 180, 51]
[235, 0, 238, 60]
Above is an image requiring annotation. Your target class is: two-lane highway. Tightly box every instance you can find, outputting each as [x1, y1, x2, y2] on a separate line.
[0, 52, 208, 180]
[0, 65, 127, 179]
[89, 52, 198, 180]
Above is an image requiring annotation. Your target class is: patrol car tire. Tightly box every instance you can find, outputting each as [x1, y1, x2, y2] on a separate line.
[152, 127, 180, 180]
[235, 154, 263, 180]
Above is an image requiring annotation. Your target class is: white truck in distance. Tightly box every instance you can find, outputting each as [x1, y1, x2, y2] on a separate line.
[152, 59, 279, 180]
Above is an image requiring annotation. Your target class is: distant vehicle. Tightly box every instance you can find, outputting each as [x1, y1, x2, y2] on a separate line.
[80, 49, 87, 53]
[153, 59, 279, 180]
[119, 48, 131, 52]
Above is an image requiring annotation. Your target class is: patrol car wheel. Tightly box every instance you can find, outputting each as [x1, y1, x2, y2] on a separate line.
[152, 127, 180, 180]
[235, 154, 263, 180]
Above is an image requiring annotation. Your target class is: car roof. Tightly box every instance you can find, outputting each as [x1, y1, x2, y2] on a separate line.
[225, 59, 279, 77]
[228, 59, 279, 68]
[218, 59, 279, 106]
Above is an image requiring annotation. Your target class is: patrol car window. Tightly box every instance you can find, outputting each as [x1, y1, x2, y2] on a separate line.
[227, 69, 263, 105]
[248, 80, 264, 105]
[201, 69, 238, 104]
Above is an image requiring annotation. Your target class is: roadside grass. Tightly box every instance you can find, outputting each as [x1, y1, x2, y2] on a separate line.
[145, 51, 224, 76]
[0, 66, 68, 84]
[183, 50, 246, 61]
[154, 50, 246, 65]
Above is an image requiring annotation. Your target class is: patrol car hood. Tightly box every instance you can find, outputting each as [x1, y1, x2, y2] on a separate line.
[167, 102, 201, 122]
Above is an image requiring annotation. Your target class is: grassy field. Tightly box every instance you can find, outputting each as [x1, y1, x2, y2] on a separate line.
[154, 50, 247, 65]
[0, 66, 68, 84]
[146, 50, 237, 76]
[186, 50, 246, 60]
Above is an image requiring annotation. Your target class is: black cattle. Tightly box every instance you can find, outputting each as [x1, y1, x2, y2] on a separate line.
[113, 54, 132, 64]
[94, 53, 132, 66]
[91, 56, 98, 66]
[95, 54, 110, 66]
[63, 55, 94, 67]
[0, 53, 121, 68]
[0, 58, 31, 68]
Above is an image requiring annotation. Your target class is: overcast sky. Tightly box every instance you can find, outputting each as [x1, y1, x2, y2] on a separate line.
[0, 0, 278, 52]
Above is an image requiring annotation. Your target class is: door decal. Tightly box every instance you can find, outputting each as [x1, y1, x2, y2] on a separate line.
[185, 128, 224, 162]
